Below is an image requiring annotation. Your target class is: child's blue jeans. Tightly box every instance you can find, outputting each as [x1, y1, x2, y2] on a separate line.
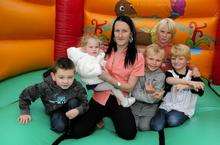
[150, 109, 189, 131]
[50, 99, 79, 133]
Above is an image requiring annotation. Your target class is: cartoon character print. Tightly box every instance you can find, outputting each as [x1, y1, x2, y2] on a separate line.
[114, 0, 152, 45]
[169, 0, 186, 19]
[114, 0, 137, 17]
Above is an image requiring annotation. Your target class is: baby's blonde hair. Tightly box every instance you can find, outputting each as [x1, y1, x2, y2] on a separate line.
[171, 44, 191, 60]
[79, 34, 101, 47]
[154, 18, 176, 43]
[145, 43, 165, 60]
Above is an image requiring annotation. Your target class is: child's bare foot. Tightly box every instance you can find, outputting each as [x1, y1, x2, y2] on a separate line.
[96, 120, 104, 128]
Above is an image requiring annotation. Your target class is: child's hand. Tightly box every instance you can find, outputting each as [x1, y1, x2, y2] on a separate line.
[152, 90, 165, 100]
[18, 114, 31, 124]
[65, 108, 79, 119]
[192, 67, 201, 77]
[145, 82, 156, 94]
[190, 81, 205, 91]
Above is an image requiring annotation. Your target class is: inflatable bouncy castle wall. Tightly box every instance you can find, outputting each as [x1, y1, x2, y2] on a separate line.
[1, 0, 220, 84]
[55, 0, 220, 82]
[0, 0, 55, 80]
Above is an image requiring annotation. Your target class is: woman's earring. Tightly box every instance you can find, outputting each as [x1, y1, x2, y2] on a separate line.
[129, 35, 133, 43]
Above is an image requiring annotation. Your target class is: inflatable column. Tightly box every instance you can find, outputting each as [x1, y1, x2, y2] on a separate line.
[55, 0, 84, 59]
[212, 16, 220, 85]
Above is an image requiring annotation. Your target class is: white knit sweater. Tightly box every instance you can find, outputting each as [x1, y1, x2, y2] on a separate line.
[67, 47, 105, 85]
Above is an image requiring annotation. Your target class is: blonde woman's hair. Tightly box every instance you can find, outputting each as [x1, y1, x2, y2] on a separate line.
[145, 43, 165, 60]
[171, 44, 191, 60]
[79, 34, 101, 47]
[153, 18, 176, 43]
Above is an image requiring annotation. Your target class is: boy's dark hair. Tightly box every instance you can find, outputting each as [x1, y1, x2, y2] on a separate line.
[53, 57, 75, 73]
[43, 58, 75, 78]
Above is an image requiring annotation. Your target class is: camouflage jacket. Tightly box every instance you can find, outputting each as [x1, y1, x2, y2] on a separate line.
[19, 72, 89, 115]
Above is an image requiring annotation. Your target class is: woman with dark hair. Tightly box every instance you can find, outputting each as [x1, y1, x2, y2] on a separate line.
[73, 15, 144, 140]
[52, 15, 145, 145]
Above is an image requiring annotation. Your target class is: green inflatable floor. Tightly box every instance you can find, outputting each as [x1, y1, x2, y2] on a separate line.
[0, 70, 220, 145]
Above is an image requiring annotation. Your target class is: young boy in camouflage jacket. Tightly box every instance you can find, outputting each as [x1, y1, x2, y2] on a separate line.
[18, 58, 89, 133]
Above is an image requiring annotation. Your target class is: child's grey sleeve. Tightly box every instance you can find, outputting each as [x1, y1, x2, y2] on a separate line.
[153, 72, 166, 91]
[131, 79, 157, 103]
[131, 72, 165, 104]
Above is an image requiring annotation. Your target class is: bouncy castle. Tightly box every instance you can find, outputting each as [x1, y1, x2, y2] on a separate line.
[0, 0, 220, 145]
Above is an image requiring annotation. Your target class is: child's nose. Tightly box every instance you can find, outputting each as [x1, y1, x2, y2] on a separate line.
[162, 33, 167, 37]
[63, 79, 68, 83]
[118, 32, 123, 37]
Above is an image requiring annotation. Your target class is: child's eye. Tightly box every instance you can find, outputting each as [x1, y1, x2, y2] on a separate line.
[156, 59, 162, 62]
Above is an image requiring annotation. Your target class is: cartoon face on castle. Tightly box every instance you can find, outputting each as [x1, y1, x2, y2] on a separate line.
[114, 0, 137, 17]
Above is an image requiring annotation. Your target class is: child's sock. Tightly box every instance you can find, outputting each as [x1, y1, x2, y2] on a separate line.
[111, 88, 135, 107]
[95, 82, 136, 107]
[96, 119, 104, 128]
[120, 97, 136, 107]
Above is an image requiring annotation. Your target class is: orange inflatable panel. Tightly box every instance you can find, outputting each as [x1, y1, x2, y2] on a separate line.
[0, 0, 55, 81]
[85, 0, 219, 18]
[84, 0, 219, 78]
[0, 40, 53, 80]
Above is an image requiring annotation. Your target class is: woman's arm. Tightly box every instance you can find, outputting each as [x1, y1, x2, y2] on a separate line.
[120, 75, 139, 92]
[99, 71, 139, 93]
[99, 52, 144, 93]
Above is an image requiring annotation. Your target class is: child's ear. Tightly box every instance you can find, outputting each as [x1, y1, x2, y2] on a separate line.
[50, 72, 56, 81]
